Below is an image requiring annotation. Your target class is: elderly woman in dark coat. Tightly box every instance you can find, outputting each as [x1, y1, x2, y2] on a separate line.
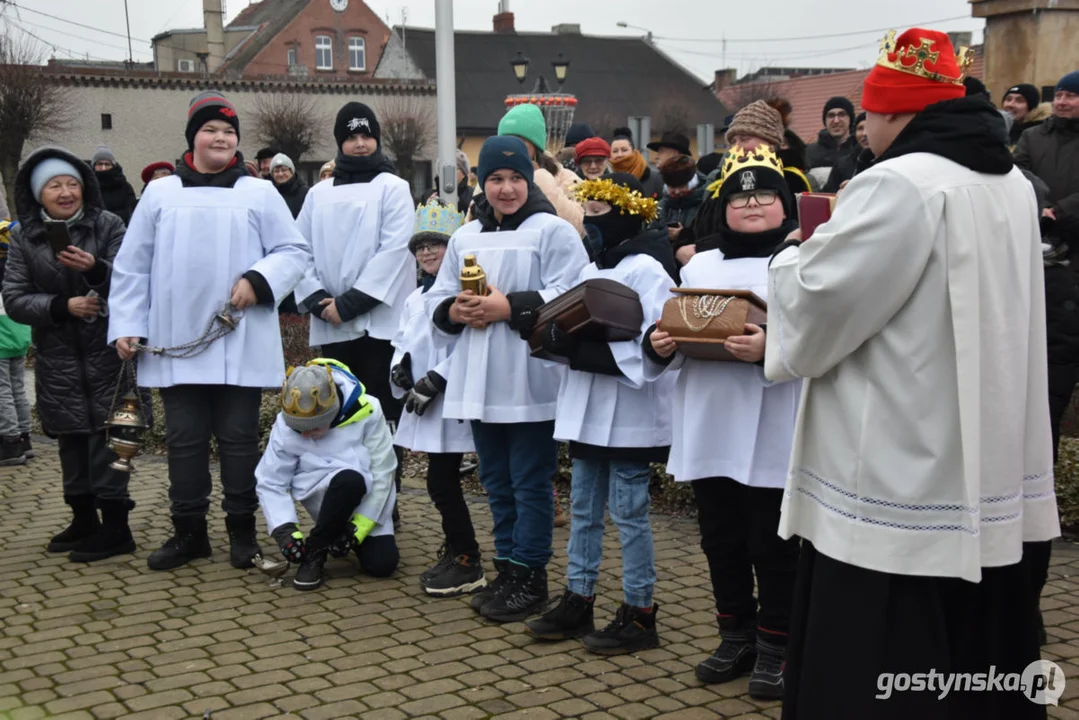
[1, 146, 134, 563]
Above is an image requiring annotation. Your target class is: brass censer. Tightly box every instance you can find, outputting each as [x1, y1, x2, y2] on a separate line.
[460, 254, 489, 329]
[106, 386, 147, 473]
[460, 254, 488, 296]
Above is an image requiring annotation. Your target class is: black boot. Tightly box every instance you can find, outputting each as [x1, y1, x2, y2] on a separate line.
[471, 557, 509, 612]
[748, 636, 786, 700]
[69, 499, 136, 563]
[526, 589, 595, 640]
[47, 495, 100, 552]
[147, 515, 212, 571]
[19, 433, 35, 459]
[480, 561, 548, 623]
[225, 514, 261, 569]
[583, 603, 660, 655]
[695, 616, 757, 684]
[0, 435, 26, 466]
[294, 542, 329, 591]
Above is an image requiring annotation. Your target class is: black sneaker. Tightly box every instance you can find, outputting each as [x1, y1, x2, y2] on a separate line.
[471, 557, 509, 612]
[294, 545, 329, 591]
[423, 554, 486, 597]
[480, 562, 548, 623]
[0, 435, 26, 466]
[421, 544, 456, 585]
[526, 589, 595, 640]
[582, 603, 660, 655]
[695, 625, 756, 684]
[748, 638, 785, 700]
[18, 433, 34, 459]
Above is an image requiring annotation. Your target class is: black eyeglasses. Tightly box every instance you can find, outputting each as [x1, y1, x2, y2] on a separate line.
[414, 242, 443, 254]
[728, 190, 778, 208]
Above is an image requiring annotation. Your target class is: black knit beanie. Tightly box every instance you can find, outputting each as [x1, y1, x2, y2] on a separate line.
[186, 91, 240, 150]
[334, 102, 381, 149]
[1003, 83, 1040, 111]
[821, 96, 855, 125]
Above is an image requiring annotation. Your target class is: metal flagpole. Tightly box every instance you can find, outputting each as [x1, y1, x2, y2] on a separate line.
[434, 0, 458, 208]
[123, 0, 134, 65]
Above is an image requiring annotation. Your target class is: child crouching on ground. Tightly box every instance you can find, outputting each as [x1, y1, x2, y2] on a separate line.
[256, 359, 398, 591]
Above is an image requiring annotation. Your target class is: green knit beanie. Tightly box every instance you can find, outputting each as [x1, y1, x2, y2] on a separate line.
[498, 104, 547, 155]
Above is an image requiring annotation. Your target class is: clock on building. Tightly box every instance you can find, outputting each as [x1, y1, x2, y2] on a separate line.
[330, 0, 349, 11]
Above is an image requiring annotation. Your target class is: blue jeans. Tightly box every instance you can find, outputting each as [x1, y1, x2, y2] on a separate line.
[567, 458, 656, 608]
[470, 420, 558, 569]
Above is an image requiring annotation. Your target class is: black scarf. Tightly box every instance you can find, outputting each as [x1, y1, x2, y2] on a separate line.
[875, 96, 1013, 175]
[585, 210, 644, 254]
[176, 151, 248, 189]
[472, 183, 556, 232]
[95, 165, 128, 191]
[333, 150, 397, 185]
[697, 219, 797, 259]
[595, 229, 679, 282]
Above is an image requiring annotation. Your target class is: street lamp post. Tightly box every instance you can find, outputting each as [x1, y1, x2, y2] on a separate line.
[505, 51, 577, 152]
[616, 21, 654, 45]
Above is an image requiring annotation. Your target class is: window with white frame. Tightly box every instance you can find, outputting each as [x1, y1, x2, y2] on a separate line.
[348, 37, 365, 71]
[287, 48, 297, 67]
[315, 35, 332, 70]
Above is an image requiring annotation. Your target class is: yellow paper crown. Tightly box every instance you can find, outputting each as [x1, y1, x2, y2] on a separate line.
[709, 144, 784, 199]
[876, 29, 974, 87]
[574, 178, 659, 224]
[281, 363, 337, 418]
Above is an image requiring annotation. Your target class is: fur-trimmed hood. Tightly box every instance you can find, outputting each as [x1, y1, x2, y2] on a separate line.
[13, 146, 106, 237]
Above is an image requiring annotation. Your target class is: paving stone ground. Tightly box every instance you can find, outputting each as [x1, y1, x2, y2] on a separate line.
[3, 440, 1079, 720]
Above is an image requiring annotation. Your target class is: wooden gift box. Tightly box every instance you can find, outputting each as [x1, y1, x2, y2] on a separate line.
[660, 288, 767, 362]
[528, 278, 644, 363]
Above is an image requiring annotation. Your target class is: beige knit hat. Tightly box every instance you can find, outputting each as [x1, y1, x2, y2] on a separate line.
[724, 100, 784, 149]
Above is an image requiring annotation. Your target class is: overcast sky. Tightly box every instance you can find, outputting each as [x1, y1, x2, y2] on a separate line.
[1, 0, 985, 81]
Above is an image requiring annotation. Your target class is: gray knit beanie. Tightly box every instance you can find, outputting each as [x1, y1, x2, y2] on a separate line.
[91, 146, 116, 165]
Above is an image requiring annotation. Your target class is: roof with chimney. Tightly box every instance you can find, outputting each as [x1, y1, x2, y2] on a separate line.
[394, 22, 728, 135]
[717, 46, 984, 142]
[219, 0, 310, 75]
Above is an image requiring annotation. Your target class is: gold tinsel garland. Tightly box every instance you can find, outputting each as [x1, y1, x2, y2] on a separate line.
[574, 178, 659, 224]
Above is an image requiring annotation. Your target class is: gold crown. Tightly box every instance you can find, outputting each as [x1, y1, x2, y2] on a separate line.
[574, 178, 659, 224]
[876, 29, 973, 87]
[281, 364, 337, 418]
[710, 144, 784, 199]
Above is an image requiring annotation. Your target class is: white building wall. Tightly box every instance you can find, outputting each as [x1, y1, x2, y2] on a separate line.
[30, 81, 435, 194]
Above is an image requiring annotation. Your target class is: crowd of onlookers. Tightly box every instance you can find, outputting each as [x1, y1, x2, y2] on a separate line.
[0, 55, 1076, 718]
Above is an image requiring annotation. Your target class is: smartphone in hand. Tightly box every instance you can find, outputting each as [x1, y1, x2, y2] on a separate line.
[44, 220, 72, 258]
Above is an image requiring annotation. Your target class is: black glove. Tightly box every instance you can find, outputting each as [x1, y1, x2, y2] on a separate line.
[270, 522, 305, 563]
[404, 372, 446, 417]
[390, 353, 414, 391]
[541, 321, 577, 357]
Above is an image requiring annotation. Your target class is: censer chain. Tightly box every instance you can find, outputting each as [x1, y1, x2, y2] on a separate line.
[131, 303, 243, 359]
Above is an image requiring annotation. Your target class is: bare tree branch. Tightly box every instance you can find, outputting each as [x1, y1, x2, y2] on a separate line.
[379, 94, 434, 193]
[654, 94, 692, 138]
[0, 30, 73, 215]
[251, 94, 326, 165]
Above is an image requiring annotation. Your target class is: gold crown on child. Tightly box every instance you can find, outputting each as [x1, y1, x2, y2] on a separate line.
[414, 198, 466, 237]
[282, 363, 337, 418]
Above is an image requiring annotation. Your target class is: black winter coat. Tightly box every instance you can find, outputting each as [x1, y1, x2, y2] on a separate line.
[275, 174, 309, 219]
[2, 147, 126, 436]
[95, 165, 138, 226]
[806, 129, 860, 170]
[1016, 116, 1079, 247]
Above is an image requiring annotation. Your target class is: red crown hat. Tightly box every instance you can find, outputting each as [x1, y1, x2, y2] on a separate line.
[862, 28, 974, 114]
